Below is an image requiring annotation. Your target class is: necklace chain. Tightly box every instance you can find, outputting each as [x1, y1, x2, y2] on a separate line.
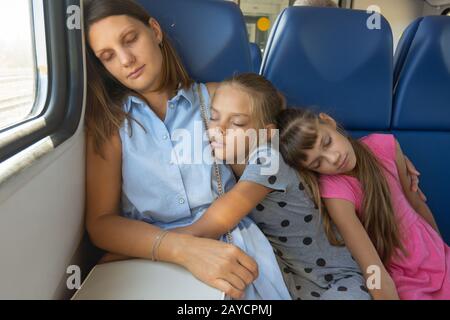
[197, 85, 233, 244]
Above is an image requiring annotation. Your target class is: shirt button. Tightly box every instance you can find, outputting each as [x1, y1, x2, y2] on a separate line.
[162, 134, 169, 140]
[178, 198, 185, 205]
[169, 103, 175, 109]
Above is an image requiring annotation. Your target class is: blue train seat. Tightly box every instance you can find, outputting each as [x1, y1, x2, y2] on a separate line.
[393, 16, 450, 244]
[249, 42, 262, 73]
[261, 6, 394, 131]
[393, 17, 423, 87]
[138, 0, 252, 83]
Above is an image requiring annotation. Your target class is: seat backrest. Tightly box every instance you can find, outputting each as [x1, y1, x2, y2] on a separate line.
[393, 16, 450, 243]
[249, 42, 262, 73]
[137, 0, 252, 83]
[393, 17, 423, 86]
[393, 16, 450, 130]
[261, 7, 394, 131]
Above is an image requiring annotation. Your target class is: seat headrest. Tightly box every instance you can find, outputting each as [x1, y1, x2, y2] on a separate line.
[393, 16, 450, 130]
[249, 43, 262, 73]
[262, 7, 393, 130]
[393, 17, 423, 85]
[137, 0, 252, 83]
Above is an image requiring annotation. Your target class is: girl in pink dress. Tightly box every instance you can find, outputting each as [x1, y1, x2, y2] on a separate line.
[277, 108, 450, 300]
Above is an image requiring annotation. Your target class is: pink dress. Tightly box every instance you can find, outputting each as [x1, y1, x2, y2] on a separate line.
[319, 133, 450, 300]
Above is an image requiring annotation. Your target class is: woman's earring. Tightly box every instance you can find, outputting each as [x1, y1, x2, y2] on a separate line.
[159, 41, 164, 49]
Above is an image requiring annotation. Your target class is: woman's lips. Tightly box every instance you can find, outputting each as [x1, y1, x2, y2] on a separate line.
[128, 65, 145, 79]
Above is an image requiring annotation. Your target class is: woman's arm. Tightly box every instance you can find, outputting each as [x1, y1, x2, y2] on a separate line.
[174, 181, 272, 239]
[394, 140, 441, 234]
[85, 131, 258, 299]
[323, 198, 400, 300]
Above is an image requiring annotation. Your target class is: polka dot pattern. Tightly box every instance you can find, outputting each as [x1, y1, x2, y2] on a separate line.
[281, 220, 290, 227]
[278, 202, 287, 208]
[316, 258, 326, 267]
[303, 237, 312, 245]
[325, 274, 334, 282]
[268, 176, 277, 184]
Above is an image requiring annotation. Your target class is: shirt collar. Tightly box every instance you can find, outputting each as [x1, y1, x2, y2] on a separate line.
[172, 83, 196, 108]
[128, 83, 197, 109]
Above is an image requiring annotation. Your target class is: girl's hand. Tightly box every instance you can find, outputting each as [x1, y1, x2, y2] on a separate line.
[169, 234, 259, 299]
[404, 155, 427, 202]
[323, 198, 400, 300]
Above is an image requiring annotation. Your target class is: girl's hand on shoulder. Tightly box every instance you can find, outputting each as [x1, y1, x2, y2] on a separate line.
[404, 155, 427, 202]
[396, 141, 441, 235]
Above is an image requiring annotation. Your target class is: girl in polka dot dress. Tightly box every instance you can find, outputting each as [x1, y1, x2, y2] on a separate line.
[174, 73, 372, 300]
[276, 108, 450, 300]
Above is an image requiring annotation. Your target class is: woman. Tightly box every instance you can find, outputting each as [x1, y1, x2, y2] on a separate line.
[83, 0, 290, 299]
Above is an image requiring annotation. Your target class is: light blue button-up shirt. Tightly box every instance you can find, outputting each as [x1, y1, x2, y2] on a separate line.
[119, 83, 236, 229]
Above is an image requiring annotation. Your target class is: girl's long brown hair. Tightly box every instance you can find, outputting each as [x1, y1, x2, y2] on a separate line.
[277, 108, 405, 265]
[83, 0, 193, 155]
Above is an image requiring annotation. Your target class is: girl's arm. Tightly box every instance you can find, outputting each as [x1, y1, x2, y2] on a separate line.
[323, 198, 400, 300]
[173, 181, 272, 239]
[86, 132, 258, 299]
[394, 140, 441, 235]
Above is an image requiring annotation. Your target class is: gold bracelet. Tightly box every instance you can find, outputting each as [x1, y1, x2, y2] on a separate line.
[151, 230, 169, 261]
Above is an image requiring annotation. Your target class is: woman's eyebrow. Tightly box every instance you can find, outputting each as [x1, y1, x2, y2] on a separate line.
[95, 27, 136, 55]
[119, 26, 137, 40]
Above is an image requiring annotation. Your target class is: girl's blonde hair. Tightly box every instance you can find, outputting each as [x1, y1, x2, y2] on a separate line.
[219, 73, 287, 128]
[277, 108, 405, 265]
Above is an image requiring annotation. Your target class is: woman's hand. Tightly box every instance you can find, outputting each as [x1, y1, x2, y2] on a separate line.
[167, 233, 259, 299]
[404, 155, 427, 202]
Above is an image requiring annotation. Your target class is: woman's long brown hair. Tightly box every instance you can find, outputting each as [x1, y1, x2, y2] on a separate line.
[277, 108, 405, 265]
[83, 0, 193, 156]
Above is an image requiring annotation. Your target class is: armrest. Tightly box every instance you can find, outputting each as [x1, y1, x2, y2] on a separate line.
[71, 259, 224, 300]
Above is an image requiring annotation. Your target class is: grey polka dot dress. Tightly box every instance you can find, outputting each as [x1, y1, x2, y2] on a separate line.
[240, 145, 371, 300]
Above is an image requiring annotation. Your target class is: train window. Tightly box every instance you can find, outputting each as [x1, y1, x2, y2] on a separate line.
[443, 8, 450, 16]
[0, 0, 84, 164]
[0, 0, 47, 131]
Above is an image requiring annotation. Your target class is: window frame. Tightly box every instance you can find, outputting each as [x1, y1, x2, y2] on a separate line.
[0, 0, 84, 163]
